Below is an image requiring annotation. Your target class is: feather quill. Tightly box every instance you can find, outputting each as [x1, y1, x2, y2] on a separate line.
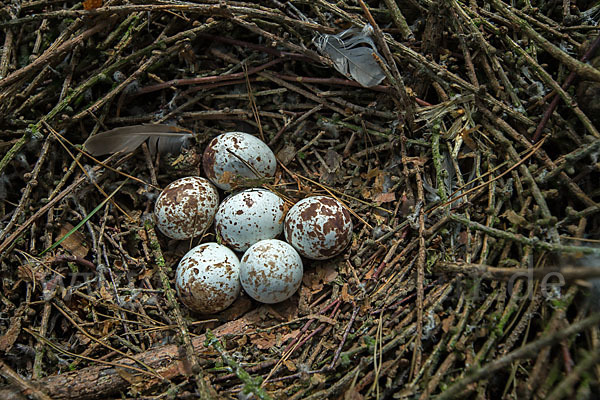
[83, 124, 192, 156]
[315, 25, 387, 87]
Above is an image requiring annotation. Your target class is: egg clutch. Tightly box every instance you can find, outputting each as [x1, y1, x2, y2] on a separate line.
[153, 132, 353, 314]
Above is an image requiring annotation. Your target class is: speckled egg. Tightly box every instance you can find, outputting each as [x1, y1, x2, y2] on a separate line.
[284, 196, 353, 260]
[175, 243, 241, 314]
[240, 239, 303, 304]
[154, 176, 219, 240]
[215, 189, 286, 252]
[202, 132, 277, 190]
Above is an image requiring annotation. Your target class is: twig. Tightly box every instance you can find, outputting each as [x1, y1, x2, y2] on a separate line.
[205, 330, 273, 400]
[357, 0, 415, 128]
[144, 222, 218, 399]
[450, 213, 600, 255]
[490, 0, 600, 82]
[437, 313, 600, 400]
[435, 261, 600, 281]
[0, 18, 110, 89]
[410, 168, 426, 379]
[0, 359, 52, 400]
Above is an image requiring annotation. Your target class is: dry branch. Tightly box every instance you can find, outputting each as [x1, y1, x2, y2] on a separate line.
[0, 319, 250, 400]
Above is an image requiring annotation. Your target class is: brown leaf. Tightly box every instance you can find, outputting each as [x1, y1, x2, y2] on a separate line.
[82, 0, 102, 10]
[99, 283, 113, 302]
[501, 209, 530, 228]
[302, 272, 323, 292]
[137, 268, 154, 281]
[311, 373, 326, 385]
[372, 213, 386, 224]
[115, 367, 148, 396]
[251, 332, 276, 349]
[372, 171, 385, 193]
[344, 388, 364, 400]
[441, 316, 453, 333]
[319, 149, 344, 185]
[277, 144, 297, 165]
[75, 331, 92, 346]
[283, 359, 297, 372]
[361, 187, 373, 200]
[279, 329, 300, 345]
[340, 283, 353, 302]
[316, 263, 338, 284]
[303, 263, 339, 293]
[374, 192, 396, 204]
[459, 127, 478, 151]
[58, 223, 89, 258]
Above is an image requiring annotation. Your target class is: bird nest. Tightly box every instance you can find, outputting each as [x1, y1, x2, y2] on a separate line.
[1, 1, 600, 399]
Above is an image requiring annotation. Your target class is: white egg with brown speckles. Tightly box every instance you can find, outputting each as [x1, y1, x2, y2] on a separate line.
[176, 243, 241, 314]
[202, 132, 277, 190]
[154, 176, 219, 240]
[284, 196, 353, 260]
[215, 189, 286, 252]
[240, 239, 303, 304]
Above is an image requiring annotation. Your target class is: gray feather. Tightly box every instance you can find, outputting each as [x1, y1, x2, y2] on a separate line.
[83, 124, 192, 156]
[315, 25, 386, 87]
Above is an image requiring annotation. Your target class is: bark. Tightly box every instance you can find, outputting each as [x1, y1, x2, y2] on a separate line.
[0, 318, 249, 400]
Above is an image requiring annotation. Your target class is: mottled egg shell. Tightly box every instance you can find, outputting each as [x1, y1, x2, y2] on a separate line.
[175, 243, 241, 314]
[284, 196, 353, 260]
[240, 239, 303, 304]
[202, 132, 277, 190]
[154, 176, 219, 240]
[215, 189, 286, 252]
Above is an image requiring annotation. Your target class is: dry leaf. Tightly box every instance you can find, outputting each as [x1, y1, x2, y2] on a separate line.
[279, 329, 300, 345]
[442, 316, 453, 333]
[460, 127, 478, 150]
[82, 0, 102, 10]
[303, 264, 338, 293]
[501, 209, 530, 228]
[340, 283, 353, 302]
[277, 144, 297, 165]
[116, 367, 147, 396]
[99, 283, 113, 302]
[344, 388, 364, 400]
[251, 332, 276, 349]
[311, 373, 326, 385]
[58, 223, 89, 258]
[374, 192, 396, 204]
[372, 213, 386, 224]
[316, 263, 339, 284]
[283, 359, 297, 372]
[319, 149, 344, 185]
[75, 331, 92, 345]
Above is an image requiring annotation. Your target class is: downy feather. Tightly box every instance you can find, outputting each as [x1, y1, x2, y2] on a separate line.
[315, 25, 386, 87]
